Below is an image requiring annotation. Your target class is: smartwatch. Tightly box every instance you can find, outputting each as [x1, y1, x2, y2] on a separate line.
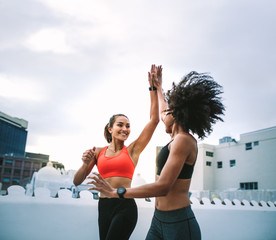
[117, 186, 126, 198]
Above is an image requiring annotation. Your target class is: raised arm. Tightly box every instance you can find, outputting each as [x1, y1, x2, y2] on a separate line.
[154, 65, 168, 123]
[128, 65, 159, 165]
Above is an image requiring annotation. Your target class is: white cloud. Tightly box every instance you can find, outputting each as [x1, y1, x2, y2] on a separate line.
[1, 0, 275, 181]
[0, 73, 46, 101]
[24, 28, 75, 54]
[37, 0, 109, 21]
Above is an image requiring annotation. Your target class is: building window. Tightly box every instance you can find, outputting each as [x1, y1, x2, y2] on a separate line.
[230, 159, 236, 167]
[217, 161, 223, 168]
[12, 178, 20, 184]
[245, 142, 252, 150]
[2, 177, 10, 183]
[15, 161, 22, 167]
[4, 168, 12, 174]
[0, 158, 3, 165]
[5, 159, 13, 165]
[240, 182, 258, 190]
[23, 170, 30, 177]
[254, 141, 259, 146]
[206, 151, 214, 157]
[24, 161, 31, 168]
[206, 161, 212, 166]
[13, 169, 21, 176]
[33, 162, 40, 169]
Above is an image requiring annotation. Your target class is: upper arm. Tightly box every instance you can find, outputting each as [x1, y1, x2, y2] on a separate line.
[129, 89, 159, 162]
[157, 136, 191, 188]
[128, 120, 158, 162]
[86, 147, 102, 176]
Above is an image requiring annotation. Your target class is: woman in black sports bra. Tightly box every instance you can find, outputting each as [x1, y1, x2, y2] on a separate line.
[90, 66, 225, 240]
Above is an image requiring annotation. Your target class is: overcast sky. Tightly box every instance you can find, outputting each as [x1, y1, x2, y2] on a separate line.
[1, 0, 275, 182]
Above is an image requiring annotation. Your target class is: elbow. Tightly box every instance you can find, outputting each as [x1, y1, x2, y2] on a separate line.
[73, 179, 78, 186]
[73, 177, 81, 186]
[159, 187, 170, 197]
[156, 182, 171, 196]
[151, 116, 160, 126]
[153, 118, 160, 126]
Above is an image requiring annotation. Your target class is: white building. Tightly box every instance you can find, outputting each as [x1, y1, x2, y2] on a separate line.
[190, 126, 276, 192]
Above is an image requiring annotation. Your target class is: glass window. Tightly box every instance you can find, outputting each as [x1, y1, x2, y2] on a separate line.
[206, 161, 212, 166]
[12, 178, 20, 184]
[14, 161, 22, 167]
[245, 142, 252, 150]
[4, 168, 12, 174]
[217, 161, 223, 168]
[2, 177, 10, 183]
[230, 159, 236, 167]
[33, 162, 40, 169]
[24, 161, 31, 168]
[240, 182, 258, 190]
[254, 141, 259, 146]
[5, 159, 13, 165]
[206, 151, 214, 157]
[14, 169, 21, 176]
[23, 170, 30, 177]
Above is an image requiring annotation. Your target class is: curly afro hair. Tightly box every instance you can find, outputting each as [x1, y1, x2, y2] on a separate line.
[166, 71, 225, 139]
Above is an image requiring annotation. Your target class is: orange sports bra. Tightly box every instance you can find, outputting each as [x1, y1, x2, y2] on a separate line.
[97, 146, 135, 179]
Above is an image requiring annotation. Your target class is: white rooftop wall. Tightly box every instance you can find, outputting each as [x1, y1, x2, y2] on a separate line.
[0, 186, 276, 240]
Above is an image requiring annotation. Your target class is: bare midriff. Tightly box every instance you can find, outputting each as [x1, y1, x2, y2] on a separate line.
[155, 176, 191, 211]
[99, 176, 132, 198]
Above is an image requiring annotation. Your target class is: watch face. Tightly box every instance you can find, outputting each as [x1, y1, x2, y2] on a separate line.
[117, 187, 126, 197]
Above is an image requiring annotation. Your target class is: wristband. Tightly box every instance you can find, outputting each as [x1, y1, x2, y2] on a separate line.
[149, 86, 157, 91]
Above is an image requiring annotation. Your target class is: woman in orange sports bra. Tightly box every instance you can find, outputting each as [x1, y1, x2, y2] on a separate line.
[89, 66, 225, 240]
[73, 64, 160, 240]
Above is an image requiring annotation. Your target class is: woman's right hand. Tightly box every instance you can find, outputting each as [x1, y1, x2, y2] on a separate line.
[148, 64, 157, 87]
[82, 147, 96, 165]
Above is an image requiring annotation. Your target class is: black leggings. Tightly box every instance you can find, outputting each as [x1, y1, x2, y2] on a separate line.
[146, 205, 201, 240]
[98, 198, 138, 240]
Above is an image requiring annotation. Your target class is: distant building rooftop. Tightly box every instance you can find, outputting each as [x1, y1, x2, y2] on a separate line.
[0, 111, 28, 129]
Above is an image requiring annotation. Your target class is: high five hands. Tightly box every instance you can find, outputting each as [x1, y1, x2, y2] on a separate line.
[148, 64, 162, 88]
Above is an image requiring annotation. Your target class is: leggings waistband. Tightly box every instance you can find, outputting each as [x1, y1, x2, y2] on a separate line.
[154, 205, 195, 223]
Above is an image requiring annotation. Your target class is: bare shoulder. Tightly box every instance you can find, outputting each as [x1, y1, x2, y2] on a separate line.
[173, 133, 195, 144]
[170, 133, 196, 151]
[95, 147, 105, 158]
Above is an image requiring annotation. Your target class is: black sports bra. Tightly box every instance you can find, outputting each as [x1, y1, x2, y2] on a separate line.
[156, 141, 195, 179]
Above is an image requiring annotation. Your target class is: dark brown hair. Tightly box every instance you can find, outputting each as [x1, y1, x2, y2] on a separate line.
[104, 114, 129, 143]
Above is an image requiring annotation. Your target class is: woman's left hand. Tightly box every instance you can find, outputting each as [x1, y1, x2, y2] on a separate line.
[87, 172, 117, 198]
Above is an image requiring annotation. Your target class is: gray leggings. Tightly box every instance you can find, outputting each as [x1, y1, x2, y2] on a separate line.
[145, 205, 201, 240]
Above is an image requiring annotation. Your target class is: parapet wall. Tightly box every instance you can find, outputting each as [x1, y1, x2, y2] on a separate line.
[0, 186, 276, 240]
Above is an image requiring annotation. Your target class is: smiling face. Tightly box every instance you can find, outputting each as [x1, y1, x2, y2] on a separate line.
[109, 116, 130, 142]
